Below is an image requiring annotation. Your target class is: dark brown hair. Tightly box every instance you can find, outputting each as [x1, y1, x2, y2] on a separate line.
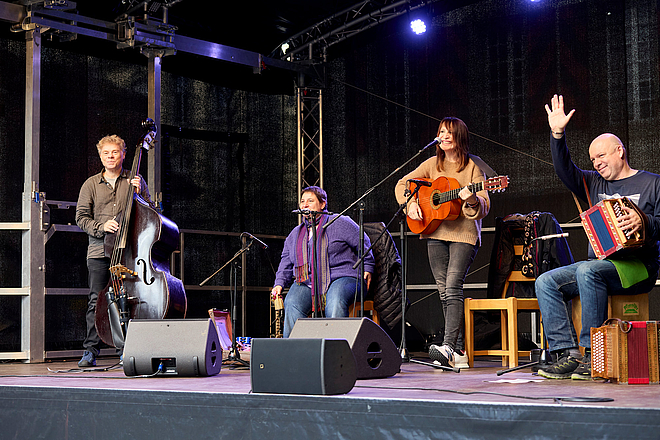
[435, 117, 469, 172]
[301, 186, 327, 208]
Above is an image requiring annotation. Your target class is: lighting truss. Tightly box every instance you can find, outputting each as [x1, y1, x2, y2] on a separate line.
[271, 0, 434, 64]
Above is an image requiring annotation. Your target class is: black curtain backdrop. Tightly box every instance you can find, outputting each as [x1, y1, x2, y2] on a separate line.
[1, 0, 660, 351]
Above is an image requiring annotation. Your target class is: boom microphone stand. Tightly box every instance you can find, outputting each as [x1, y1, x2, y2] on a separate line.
[200, 239, 255, 369]
[325, 138, 442, 319]
[394, 185, 459, 372]
[496, 348, 552, 376]
[331, 137, 459, 372]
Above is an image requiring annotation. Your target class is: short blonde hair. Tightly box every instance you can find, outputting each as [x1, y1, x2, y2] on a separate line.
[96, 135, 126, 154]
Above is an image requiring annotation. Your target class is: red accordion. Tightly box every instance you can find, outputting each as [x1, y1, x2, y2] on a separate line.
[591, 319, 659, 384]
[580, 197, 646, 259]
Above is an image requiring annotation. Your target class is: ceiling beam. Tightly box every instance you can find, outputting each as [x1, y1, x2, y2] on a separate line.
[0, 0, 306, 74]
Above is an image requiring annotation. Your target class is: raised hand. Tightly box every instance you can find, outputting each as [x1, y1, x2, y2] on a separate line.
[544, 94, 575, 134]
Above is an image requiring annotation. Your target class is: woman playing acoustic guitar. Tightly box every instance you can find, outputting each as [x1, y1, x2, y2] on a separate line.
[394, 117, 491, 369]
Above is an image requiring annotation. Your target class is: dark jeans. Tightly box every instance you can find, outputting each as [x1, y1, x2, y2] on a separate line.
[427, 239, 478, 352]
[83, 257, 111, 355]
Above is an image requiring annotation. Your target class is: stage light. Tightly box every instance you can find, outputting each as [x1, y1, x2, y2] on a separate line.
[281, 42, 290, 55]
[410, 18, 426, 35]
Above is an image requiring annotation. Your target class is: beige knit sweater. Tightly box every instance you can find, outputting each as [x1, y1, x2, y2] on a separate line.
[394, 156, 490, 245]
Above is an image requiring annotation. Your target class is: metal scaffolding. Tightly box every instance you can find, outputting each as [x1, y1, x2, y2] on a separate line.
[0, 0, 302, 362]
[270, 0, 432, 64]
[0, 0, 416, 361]
[297, 88, 323, 192]
[285, 1, 433, 193]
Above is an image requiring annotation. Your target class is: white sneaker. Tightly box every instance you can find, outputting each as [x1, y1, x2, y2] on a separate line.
[429, 344, 455, 367]
[454, 350, 469, 369]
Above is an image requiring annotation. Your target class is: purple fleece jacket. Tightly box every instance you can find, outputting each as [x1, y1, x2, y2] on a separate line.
[274, 214, 375, 290]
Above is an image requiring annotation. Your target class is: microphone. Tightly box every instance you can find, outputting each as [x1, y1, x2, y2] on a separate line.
[422, 137, 441, 150]
[531, 232, 569, 241]
[408, 179, 432, 187]
[242, 232, 268, 249]
[292, 209, 332, 215]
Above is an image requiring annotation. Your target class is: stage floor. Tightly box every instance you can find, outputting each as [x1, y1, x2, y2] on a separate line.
[2, 353, 660, 439]
[1, 354, 660, 407]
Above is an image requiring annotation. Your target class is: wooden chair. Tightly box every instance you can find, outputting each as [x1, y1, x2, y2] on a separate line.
[349, 300, 380, 326]
[464, 244, 544, 368]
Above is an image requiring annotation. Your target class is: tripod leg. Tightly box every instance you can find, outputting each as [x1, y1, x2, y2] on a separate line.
[223, 262, 250, 369]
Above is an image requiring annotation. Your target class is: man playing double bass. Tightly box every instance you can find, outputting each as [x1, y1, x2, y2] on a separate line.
[75, 135, 153, 367]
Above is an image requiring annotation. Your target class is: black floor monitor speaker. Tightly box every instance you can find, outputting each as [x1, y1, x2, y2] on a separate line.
[289, 317, 402, 379]
[250, 338, 357, 395]
[123, 319, 222, 377]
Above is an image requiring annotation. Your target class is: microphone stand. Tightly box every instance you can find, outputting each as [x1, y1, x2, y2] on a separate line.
[357, 201, 365, 313]
[496, 348, 552, 376]
[332, 138, 458, 372]
[495, 234, 566, 375]
[199, 240, 255, 369]
[292, 209, 338, 317]
[310, 211, 321, 317]
[400, 184, 457, 372]
[325, 138, 440, 322]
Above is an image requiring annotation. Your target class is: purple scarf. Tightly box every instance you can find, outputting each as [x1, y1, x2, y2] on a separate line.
[294, 214, 331, 312]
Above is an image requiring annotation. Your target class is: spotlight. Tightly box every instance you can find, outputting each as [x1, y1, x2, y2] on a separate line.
[281, 42, 290, 55]
[410, 18, 426, 35]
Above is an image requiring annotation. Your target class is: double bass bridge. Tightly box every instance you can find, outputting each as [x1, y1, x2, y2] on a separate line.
[110, 264, 138, 279]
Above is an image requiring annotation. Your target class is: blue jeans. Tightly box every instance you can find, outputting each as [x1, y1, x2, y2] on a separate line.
[535, 259, 656, 351]
[283, 276, 362, 338]
[427, 239, 478, 352]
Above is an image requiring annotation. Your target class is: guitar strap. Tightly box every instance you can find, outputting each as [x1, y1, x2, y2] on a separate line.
[469, 154, 497, 179]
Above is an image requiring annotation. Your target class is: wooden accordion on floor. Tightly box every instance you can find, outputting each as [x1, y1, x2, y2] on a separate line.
[591, 319, 659, 384]
[580, 197, 646, 260]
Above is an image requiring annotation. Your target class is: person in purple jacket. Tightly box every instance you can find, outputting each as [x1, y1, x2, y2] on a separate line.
[271, 186, 375, 338]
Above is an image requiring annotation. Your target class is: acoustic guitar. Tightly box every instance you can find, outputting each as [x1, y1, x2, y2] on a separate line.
[407, 175, 509, 235]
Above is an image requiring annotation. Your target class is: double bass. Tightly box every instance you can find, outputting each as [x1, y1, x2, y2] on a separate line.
[95, 119, 187, 348]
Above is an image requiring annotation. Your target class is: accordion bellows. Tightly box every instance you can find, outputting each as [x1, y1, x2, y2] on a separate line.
[580, 197, 646, 260]
[591, 319, 659, 384]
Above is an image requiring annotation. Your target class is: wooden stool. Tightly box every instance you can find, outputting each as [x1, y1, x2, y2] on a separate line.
[349, 300, 380, 326]
[464, 244, 544, 368]
[572, 292, 650, 343]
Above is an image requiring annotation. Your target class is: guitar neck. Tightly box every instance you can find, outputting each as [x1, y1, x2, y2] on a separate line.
[436, 181, 483, 204]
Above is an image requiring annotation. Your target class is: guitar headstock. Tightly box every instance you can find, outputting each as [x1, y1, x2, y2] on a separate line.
[484, 175, 509, 192]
